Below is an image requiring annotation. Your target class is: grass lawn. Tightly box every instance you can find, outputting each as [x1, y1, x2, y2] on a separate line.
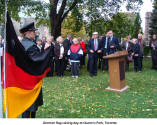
[36, 58, 157, 118]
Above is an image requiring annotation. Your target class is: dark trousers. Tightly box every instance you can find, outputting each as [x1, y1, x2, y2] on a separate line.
[152, 52, 157, 69]
[89, 53, 98, 76]
[139, 57, 143, 71]
[55, 59, 64, 76]
[102, 59, 108, 71]
[80, 54, 86, 66]
[87, 58, 89, 72]
[47, 60, 54, 77]
[102, 50, 108, 71]
[22, 111, 36, 118]
[71, 62, 80, 76]
[134, 56, 142, 71]
[98, 54, 102, 69]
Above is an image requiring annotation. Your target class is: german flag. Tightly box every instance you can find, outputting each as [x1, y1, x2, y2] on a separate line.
[2, 13, 51, 118]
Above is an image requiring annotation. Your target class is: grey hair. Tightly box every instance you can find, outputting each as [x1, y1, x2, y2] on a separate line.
[56, 36, 62, 42]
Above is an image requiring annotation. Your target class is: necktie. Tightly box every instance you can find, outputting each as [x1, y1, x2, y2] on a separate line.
[138, 39, 141, 45]
[94, 39, 97, 51]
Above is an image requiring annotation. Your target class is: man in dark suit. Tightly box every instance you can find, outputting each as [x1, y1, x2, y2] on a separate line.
[87, 32, 102, 77]
[63, 34, 73, 71]
[63, 34, 73, 52]
[101, 32, 110, 71]
[108, 30, 119, 54]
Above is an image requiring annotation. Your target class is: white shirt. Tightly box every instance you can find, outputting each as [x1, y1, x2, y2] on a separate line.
[59, 44, 64, 56]
[37, 45, 42, 51]
[126, 42, 129, 50]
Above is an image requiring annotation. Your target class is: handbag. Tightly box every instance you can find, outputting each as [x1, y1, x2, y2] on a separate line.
[127, 55, 133, 62]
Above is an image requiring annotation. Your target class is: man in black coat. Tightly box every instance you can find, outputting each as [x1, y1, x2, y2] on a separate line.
[87, 32, 102, 77]
[19, 22, 51, 118]
[101, 32, 110, 71]
[108, 30, 119, 54]
[63, 34, 73, 71]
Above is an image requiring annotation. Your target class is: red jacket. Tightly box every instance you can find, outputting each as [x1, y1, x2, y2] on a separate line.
[80, 41, 87, 53]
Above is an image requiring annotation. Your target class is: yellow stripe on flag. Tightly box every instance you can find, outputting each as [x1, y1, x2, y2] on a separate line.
[3, 80, 43, 118]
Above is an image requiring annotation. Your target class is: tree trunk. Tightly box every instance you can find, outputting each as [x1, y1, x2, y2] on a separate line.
[49, 0, 78, 40]
[50, 16, 62, 40]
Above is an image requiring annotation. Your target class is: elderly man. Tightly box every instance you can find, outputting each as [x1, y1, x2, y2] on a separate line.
[19, 22, 51, 118]
[63, 34, 73, 71]
[137, 33, 145, 72]
[87, 32, 102, 77]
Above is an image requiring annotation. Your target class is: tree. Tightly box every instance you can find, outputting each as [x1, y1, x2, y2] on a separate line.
[62, 6, 86, 38]
[132, 13, 142, 38]
[0, 0, 143, 39]
[149, 0, 157, 38]
[105, 12, 132, 39]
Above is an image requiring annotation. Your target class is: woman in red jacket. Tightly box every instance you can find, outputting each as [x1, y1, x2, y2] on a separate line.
[79, 38, 87, 68]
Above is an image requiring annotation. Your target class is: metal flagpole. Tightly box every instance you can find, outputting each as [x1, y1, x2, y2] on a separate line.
[0, 47, 3, 118]
[3, 0, 8, 118]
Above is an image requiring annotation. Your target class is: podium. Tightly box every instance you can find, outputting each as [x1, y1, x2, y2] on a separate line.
[103, 51, 129, 92]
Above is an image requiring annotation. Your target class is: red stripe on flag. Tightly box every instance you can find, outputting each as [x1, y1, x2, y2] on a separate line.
[2, 52, 50, 90]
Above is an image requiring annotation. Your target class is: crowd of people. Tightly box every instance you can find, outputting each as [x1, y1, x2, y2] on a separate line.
[1, 30, 157, 79]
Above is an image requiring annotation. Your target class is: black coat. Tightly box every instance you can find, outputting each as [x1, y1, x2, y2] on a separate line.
[133, 43, 142, 57]
[87, 38, 102, 54]
[54, 43, 66, 60]
[108, 36, 119, 54]
[21, 37, 43, 112]
[63, 39, 72, 54]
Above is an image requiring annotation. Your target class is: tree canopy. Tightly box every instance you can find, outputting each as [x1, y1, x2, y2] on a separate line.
[149, 0, 157, 39]
[0, 0, 143, 39]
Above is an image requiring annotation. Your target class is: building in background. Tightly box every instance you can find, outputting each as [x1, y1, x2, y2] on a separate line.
[144, 12, 152, 44]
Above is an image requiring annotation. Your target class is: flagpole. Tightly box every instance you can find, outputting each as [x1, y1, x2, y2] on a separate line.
[3, 0, 8, 118]
[0, 47, 3, 118]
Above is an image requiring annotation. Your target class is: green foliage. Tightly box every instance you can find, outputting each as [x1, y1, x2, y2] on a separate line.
[63, 6, 83, 33]
[149, 0, 157, 38]
[105, 12, 133, 38]
[131, 13, 142, 38]
[0, 0, 143, 38]
[84, 18, 107, 36]
[0, 0, 49, 25]
[144, 46, 151, 56]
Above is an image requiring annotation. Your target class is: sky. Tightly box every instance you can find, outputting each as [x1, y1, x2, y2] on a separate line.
[43, 0, 153, 32]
